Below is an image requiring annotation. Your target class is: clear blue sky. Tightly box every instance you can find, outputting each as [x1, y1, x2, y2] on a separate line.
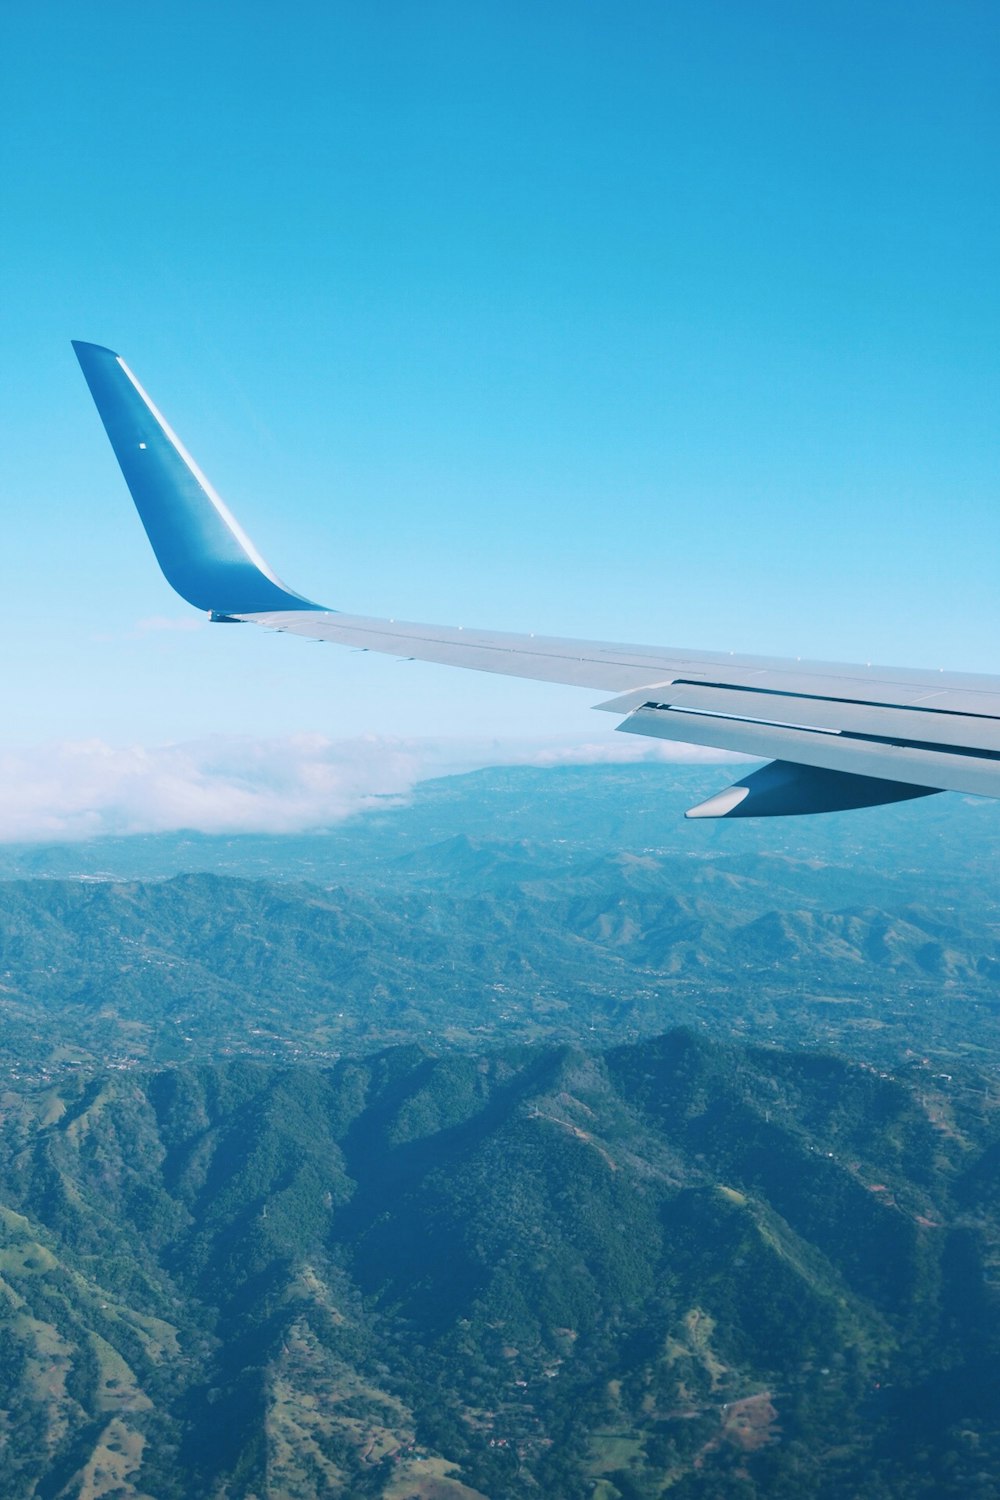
[0, 2, 998, 830]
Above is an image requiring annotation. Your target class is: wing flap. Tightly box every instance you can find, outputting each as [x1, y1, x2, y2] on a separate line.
[617, 701, 1000, 798]
[623, 682, 1000, 753]
[594, 674, 1000, 721]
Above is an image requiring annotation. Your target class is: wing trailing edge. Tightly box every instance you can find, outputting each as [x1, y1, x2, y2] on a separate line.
[74, 339, 1000, 818]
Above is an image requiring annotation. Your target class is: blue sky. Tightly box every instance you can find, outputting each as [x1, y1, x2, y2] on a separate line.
[1, 2, 998, 832]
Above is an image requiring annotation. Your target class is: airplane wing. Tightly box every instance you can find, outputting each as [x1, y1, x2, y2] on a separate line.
[73, 339, 1000, 818]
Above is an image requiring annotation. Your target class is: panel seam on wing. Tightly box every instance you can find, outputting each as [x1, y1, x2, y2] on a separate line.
[639, 703, 1000, 762]
[670, 679, 1000, 720]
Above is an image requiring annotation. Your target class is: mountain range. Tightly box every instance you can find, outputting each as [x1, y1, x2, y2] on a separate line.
[1, 764, 999, 1496]
[0, 1029, 998, 1498]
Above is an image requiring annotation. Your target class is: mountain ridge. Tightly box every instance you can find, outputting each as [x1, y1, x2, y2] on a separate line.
[0, 1030, 998, 1497]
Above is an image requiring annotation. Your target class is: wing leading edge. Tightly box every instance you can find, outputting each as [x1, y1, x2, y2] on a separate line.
[74, 339, 1000, 818]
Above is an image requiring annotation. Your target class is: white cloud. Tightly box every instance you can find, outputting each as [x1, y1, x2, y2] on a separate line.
[0, 733, 749, 843]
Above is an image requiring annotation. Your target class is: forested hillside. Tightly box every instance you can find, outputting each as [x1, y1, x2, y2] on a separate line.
[1, 851, 999, 1082]
[1, 767, 999, 1496]
[0, 1031, 998, 1498]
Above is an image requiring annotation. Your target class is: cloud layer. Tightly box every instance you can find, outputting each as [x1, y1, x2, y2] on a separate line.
[0, 734, 744, 843]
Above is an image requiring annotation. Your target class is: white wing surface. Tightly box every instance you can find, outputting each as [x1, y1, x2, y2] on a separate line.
[74, 340, 1000, 818]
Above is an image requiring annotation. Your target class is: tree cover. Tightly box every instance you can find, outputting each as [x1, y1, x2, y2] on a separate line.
[2, 844, 1000, 1083]
[0, 1030, 996, 1497]
[1, 766, 999, 1495]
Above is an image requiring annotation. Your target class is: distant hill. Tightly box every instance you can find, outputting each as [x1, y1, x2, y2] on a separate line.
[1, 844, 999, 1082]
[0, 1031, 997, 1498]
[2, 762, 999, 1076]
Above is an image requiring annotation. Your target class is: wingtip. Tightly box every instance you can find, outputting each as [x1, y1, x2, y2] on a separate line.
[72, 339, 120, 360]
[74, 339, 328, 616]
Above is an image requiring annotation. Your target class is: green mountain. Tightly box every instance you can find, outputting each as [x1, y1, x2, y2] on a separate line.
[2, 765, 1000, 1087]
[1, 849, 999, 1086]
[2, 766, 1000, 1496]
[0, 1032, 997, 1498]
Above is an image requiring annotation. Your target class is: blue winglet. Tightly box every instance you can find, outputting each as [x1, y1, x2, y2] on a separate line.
[73, 341, 326, 616]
